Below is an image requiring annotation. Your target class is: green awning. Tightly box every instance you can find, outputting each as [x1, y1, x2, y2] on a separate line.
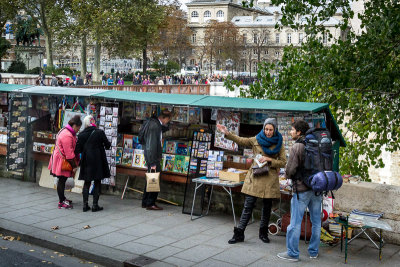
[94, 90, 208, 106]
[19, 86, 107, 97]
[193, 96, 328, 112]
[0, 84, 32, 92]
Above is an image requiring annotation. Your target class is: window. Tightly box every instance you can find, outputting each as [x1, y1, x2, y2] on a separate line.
[253, 49, 257, 55]
[287, 33, 291, 44]
[275, 50, 280, 57]
[299, 33, 304, 43]
[217, 10, 224, 18]
[204, 10, 211, 18]
[323, 33, 328, 44]
[253, 64, 257, 72]
[243, 33, 247, 44]
[191, 11, 199, 22]
[275, 33, 280, 44]
[190, 59, 195, 65]
[264, 49, 268, 55]
[192, 33, 196, 43]
[253, 33, 258, 43]
[218, 49, 222, 55]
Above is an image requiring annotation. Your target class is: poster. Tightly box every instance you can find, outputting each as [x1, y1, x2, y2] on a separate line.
[214, 110, 240, 151]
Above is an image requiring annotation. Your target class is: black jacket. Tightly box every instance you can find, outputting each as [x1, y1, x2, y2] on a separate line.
[143, 118, 163, 167]
[76, 77, 84, 86]
[75, 126, 111, 181]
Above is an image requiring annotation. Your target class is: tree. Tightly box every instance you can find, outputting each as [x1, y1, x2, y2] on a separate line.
[231, 0, 400, 180]
[0, 37, 11, 70]
[251, 29, 270, 69]
[0, 0, 18, 35]
[15, 0, 68, 68]
[110, 0, 166, 75]
[155, 3, 193, 69]
[204, 20, 242, 75]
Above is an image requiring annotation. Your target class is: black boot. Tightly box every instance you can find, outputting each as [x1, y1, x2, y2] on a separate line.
[83, 202, 91, 212]
[91, 204, 103, 212]
[92, 183, 103, 212]
[82, 186, 91, 212]
[259, 227, 270, 243]
[228, 227, 245, 244]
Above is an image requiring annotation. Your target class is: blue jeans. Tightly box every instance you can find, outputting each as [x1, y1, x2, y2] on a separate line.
[286, 191, 322, 258]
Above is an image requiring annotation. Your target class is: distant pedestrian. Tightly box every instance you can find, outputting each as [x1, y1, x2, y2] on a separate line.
[48, 115, 82, 209]
[107, 76, 113, 85]
[76, 74, 84, 86]
[75, 116, 111, 212]
[51, 73, 58, 86]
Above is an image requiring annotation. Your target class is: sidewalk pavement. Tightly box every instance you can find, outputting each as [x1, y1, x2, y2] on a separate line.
[0, 178, 399, 267]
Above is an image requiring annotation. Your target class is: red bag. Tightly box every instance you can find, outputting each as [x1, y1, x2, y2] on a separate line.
[280, 212, 312, 240]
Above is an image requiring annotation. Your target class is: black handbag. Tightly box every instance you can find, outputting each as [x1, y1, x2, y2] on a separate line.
[252, 164, 269, 177]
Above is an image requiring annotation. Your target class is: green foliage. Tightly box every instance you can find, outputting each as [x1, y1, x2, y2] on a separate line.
[24, 67, 41, 74]
[7, 60, 26, 73]
[43, 66, 77, 76]
[0, 37, 11, 62]
[152, 60, 180, 76]
[229, 1, 400, 180]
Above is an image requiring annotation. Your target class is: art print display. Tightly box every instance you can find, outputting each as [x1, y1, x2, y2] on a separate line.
[135, 103, 152, 120]
[214, 110, 240, 151]
[7, 95, 29, 172]
[100, 105, 118, 186]
[188, 107, 201, 124]
[172, 107, 188, 123]
[206, 150, 224, 178]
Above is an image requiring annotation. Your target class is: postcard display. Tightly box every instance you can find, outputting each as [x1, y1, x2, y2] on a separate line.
[99, 105, 119, 186]
[182, 130, 214, 215]
[7, 95, 29, 172]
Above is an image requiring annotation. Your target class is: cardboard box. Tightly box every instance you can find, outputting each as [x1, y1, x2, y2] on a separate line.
[219, 169, 248, 182]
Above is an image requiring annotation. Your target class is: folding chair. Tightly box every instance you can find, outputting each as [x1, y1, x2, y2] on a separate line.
[347, 209, 384, 249]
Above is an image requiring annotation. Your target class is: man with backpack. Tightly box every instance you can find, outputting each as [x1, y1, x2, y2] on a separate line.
[140, 110, 172, 210]
[277, 120, 322, 262]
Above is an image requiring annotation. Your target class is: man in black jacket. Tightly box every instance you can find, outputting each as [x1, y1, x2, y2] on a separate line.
[142, 110, 172, 210]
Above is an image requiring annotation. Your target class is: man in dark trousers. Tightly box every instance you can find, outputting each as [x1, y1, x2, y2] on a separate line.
[142, 110, 172, 210]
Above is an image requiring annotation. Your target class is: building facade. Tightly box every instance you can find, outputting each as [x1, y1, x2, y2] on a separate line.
[186, 0, 343, 75]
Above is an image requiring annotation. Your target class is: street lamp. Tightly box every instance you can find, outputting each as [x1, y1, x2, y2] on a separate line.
[38, 51, 43, 71]
[25, 54, 32, 70]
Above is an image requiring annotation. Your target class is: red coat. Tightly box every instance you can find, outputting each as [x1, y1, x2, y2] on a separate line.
[48, 127, 78, 177]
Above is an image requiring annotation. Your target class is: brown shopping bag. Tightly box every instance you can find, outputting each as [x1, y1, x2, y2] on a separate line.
[146, 170, 160, 192]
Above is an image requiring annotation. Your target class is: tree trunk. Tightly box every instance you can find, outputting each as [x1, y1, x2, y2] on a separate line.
[142, 46, 147, 75]
[80, 35, 87, 77]
[93, 41, 101, 82]
[39, 4, 53, 68]
[43, 31, 53, 68]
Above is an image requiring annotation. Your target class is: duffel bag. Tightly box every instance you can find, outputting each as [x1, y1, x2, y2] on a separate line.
[306, 171, 343, 192]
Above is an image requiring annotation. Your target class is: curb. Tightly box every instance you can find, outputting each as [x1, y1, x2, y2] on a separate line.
[0, 226, 158, 267]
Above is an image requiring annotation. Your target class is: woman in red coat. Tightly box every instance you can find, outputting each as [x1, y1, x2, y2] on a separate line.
[48, 115, 82, 209]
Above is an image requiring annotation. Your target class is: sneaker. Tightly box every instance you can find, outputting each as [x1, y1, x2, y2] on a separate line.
[65, 198, 73, 204]
[58, 200, 73, 209]
[277, 252, 299, 262]
[310, 254, 318, 259]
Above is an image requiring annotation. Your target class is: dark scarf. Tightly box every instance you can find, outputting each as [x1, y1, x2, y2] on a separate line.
[256, 129, 283, 156]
